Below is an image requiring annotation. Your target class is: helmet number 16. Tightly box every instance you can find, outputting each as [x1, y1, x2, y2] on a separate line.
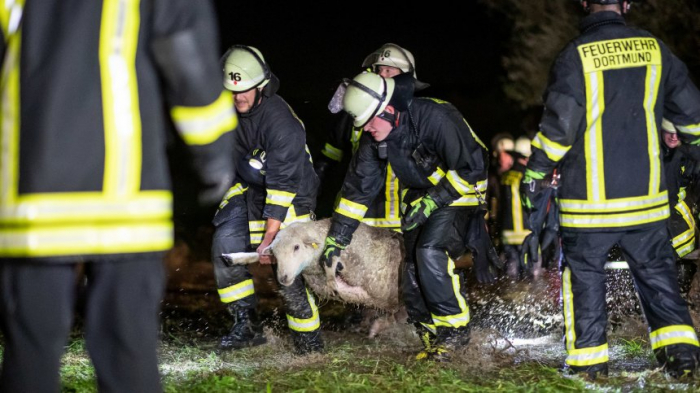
[229, 72, 241, 82]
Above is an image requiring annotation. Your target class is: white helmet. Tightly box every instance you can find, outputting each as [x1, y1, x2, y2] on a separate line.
[661, 118, 677, 134]
[221, 45, 271, 92]
[362, 43, 417, 78]
[514, 136, 532, 157]
[342, 72, 395, 128]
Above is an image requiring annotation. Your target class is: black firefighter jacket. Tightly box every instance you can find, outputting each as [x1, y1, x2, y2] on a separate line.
[331, 97, 489, 237]
[0, 0, 237, 261]
[215, 74, 318, 240]
[527, 11, 700, 232]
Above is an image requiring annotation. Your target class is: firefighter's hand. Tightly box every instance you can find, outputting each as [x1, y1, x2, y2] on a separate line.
[474, 255, 497, 284]
[320, 236, 347, 275]
[402, 194, 439, 232]
[519, 232, 539, 273]
[257, 232, 277, 265]
[540, 228, 561, 265]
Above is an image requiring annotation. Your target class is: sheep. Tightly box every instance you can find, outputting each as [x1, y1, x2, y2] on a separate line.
[223, 218, 405, 314]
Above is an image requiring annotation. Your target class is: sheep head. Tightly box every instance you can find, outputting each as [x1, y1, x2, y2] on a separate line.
[271, 227, 323, 286]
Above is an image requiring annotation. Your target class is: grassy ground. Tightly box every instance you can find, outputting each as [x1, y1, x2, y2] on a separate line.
[53, 283, 700, 392]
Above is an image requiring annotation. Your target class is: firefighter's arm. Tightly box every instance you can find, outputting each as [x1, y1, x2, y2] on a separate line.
[425, 111, 489, 207]
[663, 48, 700, 145]
[257, 218, 281, 265]
[151, 0, 236, 206]
[262, 114, 306, 222]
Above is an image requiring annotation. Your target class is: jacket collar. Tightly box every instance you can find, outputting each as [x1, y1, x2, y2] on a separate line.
[579, 11, 626, 34]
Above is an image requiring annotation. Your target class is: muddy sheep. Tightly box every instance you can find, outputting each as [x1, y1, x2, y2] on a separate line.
[223, 218, 405, 314]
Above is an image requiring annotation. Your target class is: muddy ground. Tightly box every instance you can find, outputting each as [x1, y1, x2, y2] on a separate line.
[162, 237, 700, 387]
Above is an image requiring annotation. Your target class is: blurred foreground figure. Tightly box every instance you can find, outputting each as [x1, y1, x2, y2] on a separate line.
[521, 0, 700, 380]
[0, 1, 236, 391]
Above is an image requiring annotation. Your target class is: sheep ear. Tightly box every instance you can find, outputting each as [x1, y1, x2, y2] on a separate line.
[303, 237, 319, 249]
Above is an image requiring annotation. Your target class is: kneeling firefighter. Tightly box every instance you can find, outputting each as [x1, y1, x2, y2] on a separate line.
[322, 72, 489, 361]
[211, 45, 322, 354]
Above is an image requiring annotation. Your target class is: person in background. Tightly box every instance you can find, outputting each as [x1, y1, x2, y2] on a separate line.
[0, 1, 236, 391]
[521, 0, 700, 379]
[211, 45, 322, 354]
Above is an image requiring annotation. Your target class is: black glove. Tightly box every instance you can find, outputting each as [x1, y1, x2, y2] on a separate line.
[320, 236, 347, 273]
[518, 231, 540, 273]
[466, 209, 503, 284]
[540, 227, 562, 267]
[402, 194, 439, 232]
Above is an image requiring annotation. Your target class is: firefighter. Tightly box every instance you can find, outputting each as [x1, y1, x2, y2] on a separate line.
[0, 1, 236, 391]
[322, 72, 489, 361]
[212, 46, 322, 354]
[520, 0, 700, 379]
[317, 43, 428, 231]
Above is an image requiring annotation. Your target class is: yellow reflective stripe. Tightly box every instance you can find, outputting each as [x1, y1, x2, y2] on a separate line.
[420, 322, 437, 335]
[433, 254, 469, 328]
[335, 198, 368, 221]
[675, 239, 695, 258]
[501, 230, 531, 245]
[464, 119, 487, 150]
[676, 200, 694, 229]
[428, 166, 445, 186]
[249, 220, 266, 233]
[531, 133, 570, 162]
[321, 143, 343, 162]
[448, 196, 481, 206]
[446, 170, 472, 195]
[562, 267, 577, 351]
[560, 205, 669, 228]
[0, 220, 173, 257]
[385, 164, 400, 220]
[566, 343, 609, 367]
[350, 128, 362, 154]
[511, 183, 524, 232]
[250, 232, 263, 245]
[1, 11, 21, 208]
[281, 205, 311, 227]
[559, 192, 667, 213]
[287, 287, 320, 332]
[0, 191, 172, 224]
[171, 91, 237, 145]
[361, 218, 402, 228]
[649, 325, 700, 350]
[218, 183, 248, 209]
[584, 70, 606, 202]
[0, 0, 23, 38]
[100, 0, 142, 197]
[644, 64, 662, 195]
[677, 123, 700, 136]
[672, 228, 694, 249]
[218, 279, 255, 303]
[265, 189, 296, 208]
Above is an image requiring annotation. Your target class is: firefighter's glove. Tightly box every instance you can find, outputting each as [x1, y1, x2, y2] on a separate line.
[521, 169, 547, 212]
[540, 227, 561, 266]
[402, 195, 439, 232]
[518, 232, 540, 273]
[320, 236, 347, 273]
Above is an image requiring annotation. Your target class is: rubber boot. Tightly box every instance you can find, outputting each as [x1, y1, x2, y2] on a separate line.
[430, 325, 472, 362]
[414, 323, 437, 361]
[291, 330, 324, 355]
[219, 307, 267, 350]
[566, 363, 609, 380]
[655, 345, 700, 379]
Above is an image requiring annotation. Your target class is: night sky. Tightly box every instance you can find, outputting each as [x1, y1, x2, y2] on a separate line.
[212, 2, 521, 154]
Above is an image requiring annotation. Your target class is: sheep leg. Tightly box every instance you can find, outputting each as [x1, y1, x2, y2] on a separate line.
[221, 252, 260, 265]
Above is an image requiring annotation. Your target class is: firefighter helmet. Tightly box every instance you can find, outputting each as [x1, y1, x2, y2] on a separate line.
[661, 118, 677, 133]
[342, 72, 396, 128]
[362, 43, 416, 78]
[222, 45, 271, 93]
[514, 136, 532, 157]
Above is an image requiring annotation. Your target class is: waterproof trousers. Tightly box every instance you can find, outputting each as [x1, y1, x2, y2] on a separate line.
[402, 206, 472, 332]
[561, 223, 699, 368]
[0, 256, 165, 393]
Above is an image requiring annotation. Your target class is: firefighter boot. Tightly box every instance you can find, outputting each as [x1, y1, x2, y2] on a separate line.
[219, 308, 267, 350]
[414, 323, 437, 361]
[656, 345, 700, 379]
[566, 363, 609, 380]
[291, 330, 324, 355]
[429, 325, 472, 362]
